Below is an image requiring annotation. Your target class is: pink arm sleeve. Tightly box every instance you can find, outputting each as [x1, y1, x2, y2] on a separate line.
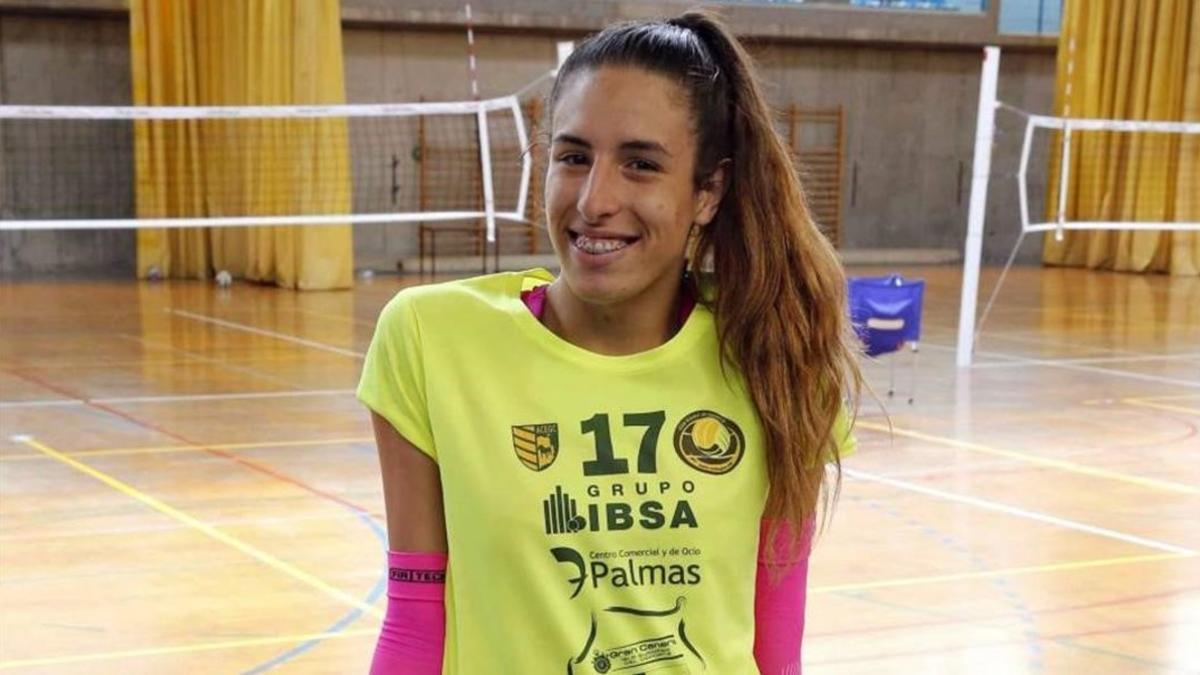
[753, 518, 815, 675]
[370, 550, 447, 675]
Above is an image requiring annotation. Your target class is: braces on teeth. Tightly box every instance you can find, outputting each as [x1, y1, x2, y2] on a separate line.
[575, 234, 631, 254]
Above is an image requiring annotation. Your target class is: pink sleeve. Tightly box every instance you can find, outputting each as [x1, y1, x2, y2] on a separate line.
[753, 518, 815, 675]
[370, 550, 447, 675]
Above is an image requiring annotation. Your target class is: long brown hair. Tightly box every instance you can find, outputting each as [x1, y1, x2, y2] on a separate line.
[550, 11, 862, 554]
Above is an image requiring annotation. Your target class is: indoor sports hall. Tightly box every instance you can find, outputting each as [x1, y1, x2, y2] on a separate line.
[0, 0, 1196, 673]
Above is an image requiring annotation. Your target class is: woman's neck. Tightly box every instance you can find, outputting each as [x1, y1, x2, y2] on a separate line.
[543, 274, 685, 356]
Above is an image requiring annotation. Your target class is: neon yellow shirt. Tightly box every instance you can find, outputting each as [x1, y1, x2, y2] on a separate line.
[358, 269, 854, 674]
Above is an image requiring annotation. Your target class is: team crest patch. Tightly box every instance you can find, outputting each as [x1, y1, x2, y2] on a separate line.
[512, 423, 559, 471]
[673, 410, 745, 475]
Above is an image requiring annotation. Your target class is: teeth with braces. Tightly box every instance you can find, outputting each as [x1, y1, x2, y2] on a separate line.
[574, 233, 632, 254]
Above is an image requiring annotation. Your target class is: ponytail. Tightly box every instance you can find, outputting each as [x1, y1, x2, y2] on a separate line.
[550, 11, 863, 559]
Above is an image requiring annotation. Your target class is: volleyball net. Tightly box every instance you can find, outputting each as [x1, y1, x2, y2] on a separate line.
[0, 96, 537, 241]
[956, 47, 1200, 366]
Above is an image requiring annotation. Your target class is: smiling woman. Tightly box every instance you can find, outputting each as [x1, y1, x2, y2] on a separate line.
[543, 65, 727, 355]
[357, 10, 860, 675]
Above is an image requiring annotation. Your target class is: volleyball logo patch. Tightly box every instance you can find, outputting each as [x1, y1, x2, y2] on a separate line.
[512, 423, 559, 471]
[673, 410, 745, 475]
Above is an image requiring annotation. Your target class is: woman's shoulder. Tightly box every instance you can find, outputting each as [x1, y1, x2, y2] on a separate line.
[378, 269, 552, 326]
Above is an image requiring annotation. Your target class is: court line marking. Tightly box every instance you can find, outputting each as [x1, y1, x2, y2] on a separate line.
[6, 557, 1186, 670]
[844, 468, 1196, 556]
[291, 307, 377, 328]
[167, 309, 365, 359]
[921, 342, 1200, 390]
[0, 628, 377, 670]
[1121, 398, 1200, 417]
[242, 491, 390, 672]
[2, 368, 382, 520]
[808, 620, 1186, 670]
[1127, 393, 1200, 402]
[1082, 393, 1200, 405]
[13, 436, 383, 619]
[114, 333, 307, 391]
[1, 436, 374, 462]
[964, 328, 1151, 357]
[810, 551, 1193, 594]
[0, 398, 79, 409]
[0, 511, 368, 545]
[853, 420, 1200, 495]
[972, 352, 1200, 369]
[0, 352, 340, 369]
[0, 387, 356, 410]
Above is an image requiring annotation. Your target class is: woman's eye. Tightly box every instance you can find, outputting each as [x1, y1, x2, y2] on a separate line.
[557, 153, 588, 166]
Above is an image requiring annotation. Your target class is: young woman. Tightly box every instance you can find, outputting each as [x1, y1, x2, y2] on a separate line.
[358, 11, 860, 674]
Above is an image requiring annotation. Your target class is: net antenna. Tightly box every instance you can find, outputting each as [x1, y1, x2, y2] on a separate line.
[955, 46, 1200, 367]
[462, 3, 498, 253]
[464, 4, 571, 259]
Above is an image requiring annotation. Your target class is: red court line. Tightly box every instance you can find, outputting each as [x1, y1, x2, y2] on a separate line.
[809, 586, 1197, 640]
[809, 620, 1182, 667]
[4, 367, 383, 521]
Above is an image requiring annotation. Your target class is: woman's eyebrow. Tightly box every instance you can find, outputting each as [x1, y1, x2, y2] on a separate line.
[551, 133, 590, 147]
[619, 140, 672, 157]
[551, 134, 672, 158]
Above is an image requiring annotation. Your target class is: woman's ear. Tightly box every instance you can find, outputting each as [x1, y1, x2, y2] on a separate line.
[693, 158, 731, 227]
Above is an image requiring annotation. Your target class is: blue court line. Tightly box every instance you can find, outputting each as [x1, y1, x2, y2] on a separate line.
[851, 495, 1045, 672]
[240, 444, 388, 674]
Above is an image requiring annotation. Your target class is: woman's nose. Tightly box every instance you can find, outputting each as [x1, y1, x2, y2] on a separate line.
[576, 162, 622, 223]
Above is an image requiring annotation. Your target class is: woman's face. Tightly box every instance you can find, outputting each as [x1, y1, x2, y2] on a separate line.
[545, 66, 724, 309]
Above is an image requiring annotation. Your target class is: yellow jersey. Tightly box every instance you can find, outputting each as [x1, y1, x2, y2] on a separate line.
[358, 269, 853, 674]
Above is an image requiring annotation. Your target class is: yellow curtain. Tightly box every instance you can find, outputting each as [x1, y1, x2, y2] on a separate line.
[1043, 0, 1199, 276]
[131, 0, 353, 290]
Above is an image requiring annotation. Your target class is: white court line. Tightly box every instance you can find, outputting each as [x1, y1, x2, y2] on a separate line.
[0, 388, 356, 410]
[0, 399, 81, 410]
[0, 511, 365, 543]
[115, 333, 302, 389]
[96, 388, 357, 405]
[845, 468, 1197, 556]
[922, 342, 1200, 389]
[1131, 393, 1200, 402]
[955, 322, 1152, 357]
[167, 308, 366, 359]
[972, 352, 1200, 369]
[291, 307, 377, 328]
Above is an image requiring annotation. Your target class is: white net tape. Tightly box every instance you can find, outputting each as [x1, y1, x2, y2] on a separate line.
[0, 95, 532, 242]
[1013, 108, 1200, 236]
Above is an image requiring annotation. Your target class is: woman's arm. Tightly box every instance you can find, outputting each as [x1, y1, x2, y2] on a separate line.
[373, 411, 446, 552]
[754, 518, 814, 675]
[369, 412, 447, 675]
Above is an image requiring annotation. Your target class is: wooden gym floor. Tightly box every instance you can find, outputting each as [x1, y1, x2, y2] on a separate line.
[0, 265, 1196, 674]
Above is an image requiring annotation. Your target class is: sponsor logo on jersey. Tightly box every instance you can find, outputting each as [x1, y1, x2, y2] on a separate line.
[673, 410, 746, 475]
[542, 485, 698, 535]
[550, 546, 589, 598]
[550, 546, 701, 597]
[512, 423, 559, 471]
[544, 486, 587, 534]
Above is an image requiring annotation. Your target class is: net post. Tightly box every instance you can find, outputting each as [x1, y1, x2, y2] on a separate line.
[476, 105, 497, 247]
[1017, 117, 1036, 231]
[1055, 121, 1072, 241]
[956, 45, 1001, 368]
[509, 96, 531, 228]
